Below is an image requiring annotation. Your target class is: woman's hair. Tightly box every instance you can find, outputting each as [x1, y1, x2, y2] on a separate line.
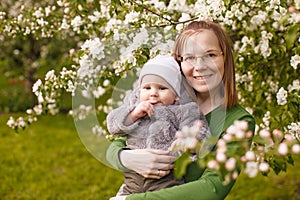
[173, 20, 238, 108]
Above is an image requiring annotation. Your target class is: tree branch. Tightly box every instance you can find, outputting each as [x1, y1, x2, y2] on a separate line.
[127, 0, 198, 27]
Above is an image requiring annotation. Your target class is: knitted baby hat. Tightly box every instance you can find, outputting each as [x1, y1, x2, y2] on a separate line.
[139, 55, 181, 96]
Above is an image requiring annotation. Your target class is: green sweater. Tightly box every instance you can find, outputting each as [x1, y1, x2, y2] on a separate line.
[106, 104, 255, 200]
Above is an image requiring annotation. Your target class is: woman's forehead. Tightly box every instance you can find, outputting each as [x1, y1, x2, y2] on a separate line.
[182, 30, 220, 54]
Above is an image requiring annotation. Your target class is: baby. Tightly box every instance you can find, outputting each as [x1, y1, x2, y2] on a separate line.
[107, 55, 210, 195]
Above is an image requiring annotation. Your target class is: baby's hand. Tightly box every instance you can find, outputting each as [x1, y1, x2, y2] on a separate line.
[132, 101, 154, 118]
[124, 101, 154, 125]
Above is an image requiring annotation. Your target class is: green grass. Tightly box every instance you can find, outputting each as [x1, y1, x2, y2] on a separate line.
[0, 114, 123, 200]
[1, 114, 299, 200]
[226, 160, 300, 200]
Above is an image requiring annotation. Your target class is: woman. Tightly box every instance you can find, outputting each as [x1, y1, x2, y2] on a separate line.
[107, 20, 255, 200]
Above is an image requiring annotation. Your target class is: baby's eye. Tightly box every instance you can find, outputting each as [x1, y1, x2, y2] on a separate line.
[142, 86, 151, 90]
[159, 86, 168, 90]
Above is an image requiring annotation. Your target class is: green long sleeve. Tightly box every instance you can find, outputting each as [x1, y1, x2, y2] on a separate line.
[127, 167, 235, 200]
[106, 136, 130, 172]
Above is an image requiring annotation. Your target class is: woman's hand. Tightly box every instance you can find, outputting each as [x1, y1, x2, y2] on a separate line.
[120, 149, 176, 179]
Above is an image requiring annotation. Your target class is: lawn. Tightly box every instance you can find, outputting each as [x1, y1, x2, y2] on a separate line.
[1, 114, 299, 200]
[0, 114, 123, 200]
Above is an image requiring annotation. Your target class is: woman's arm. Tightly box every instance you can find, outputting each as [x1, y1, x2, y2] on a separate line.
[124, 113, 256, 200]
[106, 137, 129, 171]
[126, 168, 235, 200]
[106, 137, 176, 177]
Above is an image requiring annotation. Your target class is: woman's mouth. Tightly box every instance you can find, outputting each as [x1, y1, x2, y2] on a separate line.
[193, 74, 212, 80]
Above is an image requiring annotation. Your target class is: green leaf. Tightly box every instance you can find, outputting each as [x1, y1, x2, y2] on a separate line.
[94, 0, 100, 11]
[174, 152, 192, 179]
[285, 24, 300, 49]
[287, 154, 294, 166]
[252, 135, 268, 146]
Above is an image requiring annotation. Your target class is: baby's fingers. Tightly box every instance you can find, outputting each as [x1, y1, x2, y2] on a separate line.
[144, 102, 154, 116]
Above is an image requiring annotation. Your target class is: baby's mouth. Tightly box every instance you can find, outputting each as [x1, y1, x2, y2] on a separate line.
[149, 100, 162, 105]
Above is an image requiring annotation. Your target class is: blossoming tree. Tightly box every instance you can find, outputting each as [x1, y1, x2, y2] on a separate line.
[3, 0, 300, 181]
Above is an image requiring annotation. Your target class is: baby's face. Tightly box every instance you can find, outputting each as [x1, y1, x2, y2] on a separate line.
[140, 83, 178, 105]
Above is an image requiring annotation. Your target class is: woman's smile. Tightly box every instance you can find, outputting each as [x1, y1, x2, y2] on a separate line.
[193, 74, 213, 81]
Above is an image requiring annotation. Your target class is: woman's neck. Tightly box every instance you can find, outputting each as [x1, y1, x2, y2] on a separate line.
[196, 91, 224, 115]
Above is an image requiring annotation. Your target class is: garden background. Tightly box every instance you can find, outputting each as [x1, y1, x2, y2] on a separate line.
[1, 0, 299, 199]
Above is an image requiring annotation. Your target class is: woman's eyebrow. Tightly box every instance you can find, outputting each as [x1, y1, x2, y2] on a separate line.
[182, 52, 194, 56]
[206, 49, 222, 52]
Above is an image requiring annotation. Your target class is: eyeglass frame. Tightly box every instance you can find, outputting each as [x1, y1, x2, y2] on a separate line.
[180, 51, 223, 66]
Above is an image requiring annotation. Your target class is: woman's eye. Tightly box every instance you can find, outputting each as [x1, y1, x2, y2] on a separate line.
[186, 56, 196, 61]
[206, 53, 217, 58]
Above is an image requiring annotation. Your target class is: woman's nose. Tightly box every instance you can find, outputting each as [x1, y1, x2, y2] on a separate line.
[194, 58, 207, 70]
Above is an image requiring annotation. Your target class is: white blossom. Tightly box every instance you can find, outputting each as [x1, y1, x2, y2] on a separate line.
[71, 16, 83, 32]
[286, 122, 300, 140]
[26, 109, 33, 114]
[17, 117, 26, 128]
[6, 117, 15, 128]
[225, 157, 236, 171]
[244, 161, 259, 178]
[32, 79, 42, 94]
[216, 152, 227, 163]
[45, 69, 56, 81]
[292, 144, 300, 154]
[250, 11, 268, 28]
[33, 104, 43, 115]
[93, 86, 105, 98]
[167, 0, 188, 12]
[60, 18, 70, 30]
[259, 129, 270, 138]
[261, 111, 271, 129]
[290, 54, 300, 70]
[170, 121, 202, 152]
[259, 162, 269, 172]
[124, 11, 140, 24]
[278, 143, 288, 155]
[32, 9, 44, 18]
[81, 38, 105, 59]
[288, 79, 300, 92]
[245, 151, 256, 161]
[37, 18, 48, 26]
[88, 11, 101, 23]
[103, 79, 110, 87]
[207, 160, 219, 170]
[276, 87, 288, 105]
[105, 18, 122, 33]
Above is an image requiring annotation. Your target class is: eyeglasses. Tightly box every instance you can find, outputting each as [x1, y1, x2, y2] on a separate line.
[180, 51, 223, 66]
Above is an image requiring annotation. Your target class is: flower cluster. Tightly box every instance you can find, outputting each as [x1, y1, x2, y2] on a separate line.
[7, 66, 76, 131]
[174, 120, 300, 183]
[170, 120, 203, 153]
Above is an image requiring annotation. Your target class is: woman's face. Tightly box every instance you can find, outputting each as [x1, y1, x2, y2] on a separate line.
[180, 29, 224, 96]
